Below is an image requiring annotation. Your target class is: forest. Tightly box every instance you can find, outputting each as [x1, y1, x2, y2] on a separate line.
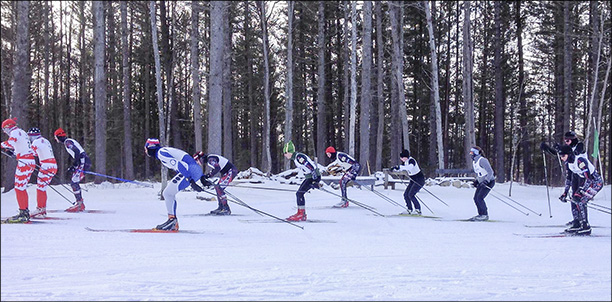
[1, 1, 610, 190]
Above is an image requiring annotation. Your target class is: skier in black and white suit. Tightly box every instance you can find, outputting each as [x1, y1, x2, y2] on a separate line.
[541, 131, 588, 226]
[469, 146, 495, 221]
[391, 149, 424, 215]
[558, 145, 602, 235]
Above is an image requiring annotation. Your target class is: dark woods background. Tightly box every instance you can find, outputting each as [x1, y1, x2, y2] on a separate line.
[1, 1, 610, 191]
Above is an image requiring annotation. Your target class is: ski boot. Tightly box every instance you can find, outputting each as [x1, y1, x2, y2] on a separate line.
[210, 202, 231, 215]
[399, 209, 413, 215]
[155, 215, 178, 231]
[575, 222, 592, 236]
[3, 209, 30, 224]
[287, 209, 307, 221]
[564, 220, 581, 234]
[65, 200, 85, 212]
[332, 200, 349, 208]
[468, 214, 489, 221]
[30, 207, 47, 218]
[414, 209, 422, 215]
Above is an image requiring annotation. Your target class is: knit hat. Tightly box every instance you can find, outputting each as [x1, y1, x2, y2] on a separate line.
[2, 117, 17, 130]
[400, 149, 410, 158]
[558, 145, 573, 155]
[325, 146, 336, 154]
[54, 128, 67, 137]
[283, 141, 295, 154]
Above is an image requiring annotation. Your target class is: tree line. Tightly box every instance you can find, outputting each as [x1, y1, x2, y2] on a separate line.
[1, 1, 610, 191]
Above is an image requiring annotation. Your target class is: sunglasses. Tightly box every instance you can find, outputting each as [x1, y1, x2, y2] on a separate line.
[564, 139, 572, 143]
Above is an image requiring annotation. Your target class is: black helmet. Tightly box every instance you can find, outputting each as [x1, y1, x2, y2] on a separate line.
[400, 149, 410, 158]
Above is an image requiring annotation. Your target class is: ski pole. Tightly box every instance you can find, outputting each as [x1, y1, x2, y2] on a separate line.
[485, 184, 542, 216]
[318, 187, 385, 217]
[542, 151, 553, 218]
[222, 189, 304, 230]
[227, 183, 296, 192]
[485, 189, 530, 216]
[564, 196, 611, 215]
[353, 180, 405, 209]
[80, 170, 153, 188]
[415, 195, 434, 215]
[589, 202, 611, 211]
[1, 150, 75, 205]
[395, 174, 450, 207]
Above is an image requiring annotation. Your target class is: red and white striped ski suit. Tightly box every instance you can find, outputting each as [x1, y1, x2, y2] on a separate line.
[1, 128, 36, 210]
[31, 135, 58, 208]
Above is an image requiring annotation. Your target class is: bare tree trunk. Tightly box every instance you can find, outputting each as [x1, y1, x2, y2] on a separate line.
[259, 1, 272, 173]
[191, 0, 202, 151]
[562, 1, 572, 134]
[584, 6, 602, 152]
[348, 1, 357, 156]
[121, 2, 134, 180]
[343, 1, 350, 151]
[150, 1, 168, 192]
[390, 2, 409, 153]
[516, 0, 531, 183]
[375, 1, 384, 171]
[284, 0, 294, 170]
[359, 1, 372, 174]
[315, 1, 327, 163]
[93, 1, 107, 183]
[462, 0, 476, 169]
[4, 1, 30, 192]
[208, 1, 224, 154]
[424, 0, 445, 170]
[493, 1, 505, 182]
[222, 2, 233, 158]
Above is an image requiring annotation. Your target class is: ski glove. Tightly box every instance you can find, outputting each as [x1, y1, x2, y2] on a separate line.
[200, 176, 213, 188]
[310, 179, 321, 190]
[67, 166, 76, 174]
[392, 165, 400, 171]
[190, 179, 204, 192]
[473, 180, 479, 187]
[559, 192, 568, 202]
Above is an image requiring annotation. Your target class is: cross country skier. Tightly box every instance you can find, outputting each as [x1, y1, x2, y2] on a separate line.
[558, 145, 602, 235]
[144, 138, 204, 231]
[1, 118, 36, 223]
[540, 131, 588, 226]
[469, 146, 495, 221]
[192, 151, 238, 215]
[391, 149, 423, 215]
[28, 127, 58, 218]
[324, 146, 361, 208]
[54, 128, 91, 212]
[283, 140, 321, 221]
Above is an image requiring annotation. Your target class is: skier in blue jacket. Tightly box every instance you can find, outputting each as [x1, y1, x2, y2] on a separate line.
[144, 138, 204, 231]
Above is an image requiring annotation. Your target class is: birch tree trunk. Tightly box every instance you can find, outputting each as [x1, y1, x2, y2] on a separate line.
[359, 1, 372, 174]
[348, 1, 357, 156]
[120, 2, 134, 180]
[584, 6, 602, 151]
[150, 1, 168, 192]
[259, 1, 272, 173]
[424, 0, 445, 170]
[222, 2, 233, 158]
[93, 1, 107, 183]
[3, 1, 30, 191]
[284, 0, 294, 170]
[374, 1, 384, 171]
[191, 0, 202, 151]
[462, 1, 476, 168]
[208, 1, 224, 154]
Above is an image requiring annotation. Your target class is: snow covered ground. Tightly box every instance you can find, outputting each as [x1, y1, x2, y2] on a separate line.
[1, 176, 610, 301]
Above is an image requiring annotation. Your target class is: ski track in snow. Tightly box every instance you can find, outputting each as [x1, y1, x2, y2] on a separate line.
[2, 180, 610, 301]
